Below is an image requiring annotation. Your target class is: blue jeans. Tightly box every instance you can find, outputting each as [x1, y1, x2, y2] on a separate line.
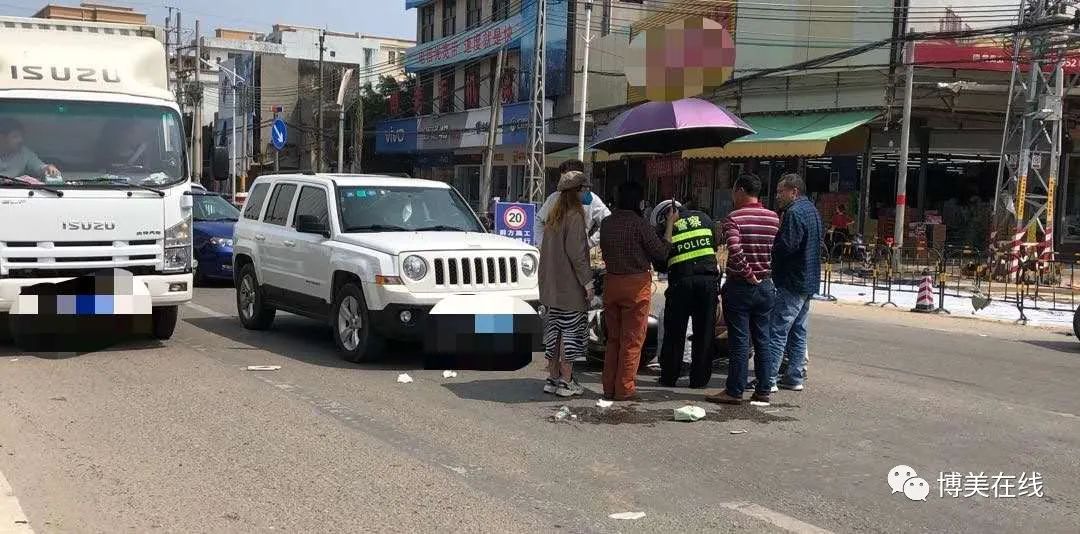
[722, 278, 776, 398]
[768, 286, 812, 387]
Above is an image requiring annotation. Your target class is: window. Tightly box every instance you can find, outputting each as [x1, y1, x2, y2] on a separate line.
[243, 182, 267, 218]
[337, 186, 485, 233]
[292, 186, 330, 228]
[466, 0, 482, 29]
[195, 193, 241, 222]
[264, 183, 297, 226]
[416, 73, 434, 115]
[500, 67, 516, 104]
[438, 69, 454, 113]
[491, 0, 510, 21]
[420, 5, 435, 43]
[442, 0, 457, 38]
[464, 65, 480, 109]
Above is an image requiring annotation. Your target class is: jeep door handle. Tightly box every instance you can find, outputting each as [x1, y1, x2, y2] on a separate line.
[254, 234, 265, 241]
[283, 240, 296, 247]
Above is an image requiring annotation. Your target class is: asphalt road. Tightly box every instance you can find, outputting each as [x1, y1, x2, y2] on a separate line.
[1, 285, 1079, 533]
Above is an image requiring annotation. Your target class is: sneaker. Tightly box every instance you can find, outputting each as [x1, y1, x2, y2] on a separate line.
[556, 380, 585, 397]
[778, 382, 804, 391]
[543, 378, 559, 395]
[747, 379, 779, 393]
[749, 392, 771, 407]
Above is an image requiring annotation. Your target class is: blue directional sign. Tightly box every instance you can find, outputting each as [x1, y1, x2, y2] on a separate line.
[271, 118, 287, 151]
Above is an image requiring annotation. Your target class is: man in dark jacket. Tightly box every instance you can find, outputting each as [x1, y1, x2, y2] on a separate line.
[768, 173, 823, 392]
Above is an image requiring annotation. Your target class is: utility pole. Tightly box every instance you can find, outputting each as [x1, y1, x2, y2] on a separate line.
[893, 34, 914, 250]
[481, 47, 506, 220]
[317, 30, 326, 173]
[193, 19, 203, 184]
[992, 0, 1077, 276]
[526, 0, 548, 202]
[577, 0, 593, 161]
[336, 68, 355, 173]
[353, 73, 364, 173]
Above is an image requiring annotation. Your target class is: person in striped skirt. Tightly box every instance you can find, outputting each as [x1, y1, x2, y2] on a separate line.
[537, 171, 596, 397]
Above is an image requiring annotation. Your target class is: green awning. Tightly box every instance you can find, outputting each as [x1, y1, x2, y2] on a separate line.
[683, 110, 879, 159]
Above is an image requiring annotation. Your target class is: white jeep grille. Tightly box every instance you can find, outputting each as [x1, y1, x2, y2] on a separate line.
[433, 256, 519, 286]
[0, 239, 162, 278]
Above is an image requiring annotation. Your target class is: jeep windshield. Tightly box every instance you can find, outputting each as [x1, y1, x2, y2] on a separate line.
[0, 99, 187, 189]
[337, 185, 485, 234]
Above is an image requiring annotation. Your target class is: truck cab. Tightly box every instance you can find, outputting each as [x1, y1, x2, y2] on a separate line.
[0, 18, 193, 340]
[232, 174, 540, 362]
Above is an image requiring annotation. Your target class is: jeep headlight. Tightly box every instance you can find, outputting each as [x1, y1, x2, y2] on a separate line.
[164, 216, 192, 272]
[402, 255, 428, 281]
[521, 253, 538, 277]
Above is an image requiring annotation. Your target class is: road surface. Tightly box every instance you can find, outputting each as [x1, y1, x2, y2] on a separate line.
[1, 286, 1078, 533]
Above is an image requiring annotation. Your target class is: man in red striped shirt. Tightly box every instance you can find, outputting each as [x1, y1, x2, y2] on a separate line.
[706, 173, 780, 406]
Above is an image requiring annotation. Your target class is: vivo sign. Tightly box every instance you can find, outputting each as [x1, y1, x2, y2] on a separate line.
[404, 13, 522, 72]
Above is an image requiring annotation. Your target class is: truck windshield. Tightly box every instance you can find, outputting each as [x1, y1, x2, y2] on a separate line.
[0, 99, 186, 188]
[338, 185, 485, 233]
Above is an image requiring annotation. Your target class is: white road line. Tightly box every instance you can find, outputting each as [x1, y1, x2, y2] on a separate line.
[184, 302, 230, 318]
[719, 502, 834, 534]
[0, 469, 33, 534]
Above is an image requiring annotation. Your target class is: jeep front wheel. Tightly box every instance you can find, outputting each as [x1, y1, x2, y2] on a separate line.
[236, 264, 276, 330]
[332, 282, 383, 363]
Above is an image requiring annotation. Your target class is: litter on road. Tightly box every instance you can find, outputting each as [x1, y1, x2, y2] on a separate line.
[730, 429, 748, 435]
[246, 365, 281, 371]
[609, 512, 646, 520]
[596, 399, 614, 408]
[673, 406, 706, 422]
[442, 370, 458, 379]
[397, 373, 414, 384]
[553, 406, 572, 421]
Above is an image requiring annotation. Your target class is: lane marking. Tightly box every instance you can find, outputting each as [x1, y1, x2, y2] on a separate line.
[185, 302, 230, 318]
[719, 502, 834, 534]
[0, 469, 34, 534]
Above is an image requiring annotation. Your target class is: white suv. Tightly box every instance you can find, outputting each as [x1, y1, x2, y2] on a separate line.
[232, 174, 540, 361]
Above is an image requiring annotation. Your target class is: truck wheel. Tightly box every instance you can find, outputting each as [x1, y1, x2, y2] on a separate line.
[1073, 306, 1080, 340]
[332, 282, 384, 363]
[152, 306, 179, 340]
[236, 264, 276, 330]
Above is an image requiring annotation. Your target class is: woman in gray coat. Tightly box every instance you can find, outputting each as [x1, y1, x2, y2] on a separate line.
[538, 171, 595, 397]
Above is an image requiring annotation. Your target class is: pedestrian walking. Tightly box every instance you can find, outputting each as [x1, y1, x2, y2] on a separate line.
[598, 181, 676, 401]
[656, 198, 722, 389]
[536, 159, 611, 249]
[768, 174, 823, 392]
[706, 173, 779, 406]
[538, 170, 595, 397]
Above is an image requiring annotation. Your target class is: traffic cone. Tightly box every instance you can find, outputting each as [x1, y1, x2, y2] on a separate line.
[912, 270, 934, 313]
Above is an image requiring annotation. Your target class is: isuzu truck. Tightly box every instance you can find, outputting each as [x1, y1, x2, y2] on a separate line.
[0, 17, 193, 340]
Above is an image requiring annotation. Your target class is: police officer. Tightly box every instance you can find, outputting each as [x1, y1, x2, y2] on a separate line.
[655, 200, 721, 388]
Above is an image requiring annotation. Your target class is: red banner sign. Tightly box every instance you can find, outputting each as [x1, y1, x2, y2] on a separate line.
[914, 41, 1080, 74]
[645, 157, 689, 181]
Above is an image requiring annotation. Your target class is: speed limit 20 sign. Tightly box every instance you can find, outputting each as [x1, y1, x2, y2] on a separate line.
[494, 202, 536, 245]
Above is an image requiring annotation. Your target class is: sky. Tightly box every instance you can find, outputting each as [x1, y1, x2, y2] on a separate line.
[0, 0, 418, 41]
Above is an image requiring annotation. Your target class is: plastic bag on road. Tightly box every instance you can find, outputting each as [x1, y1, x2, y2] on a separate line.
[673, 405, 706, 422]
[397, 373, 414, 384]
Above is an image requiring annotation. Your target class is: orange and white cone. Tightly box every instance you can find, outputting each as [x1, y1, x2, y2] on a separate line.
[912, 271, 935, 313]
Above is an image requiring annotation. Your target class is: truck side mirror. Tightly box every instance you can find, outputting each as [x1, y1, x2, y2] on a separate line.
[296, 214, 329, 238]
[211, 147, 229, 181]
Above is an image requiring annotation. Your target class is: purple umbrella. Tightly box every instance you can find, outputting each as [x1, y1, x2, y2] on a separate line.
[589, 98, 754, 155]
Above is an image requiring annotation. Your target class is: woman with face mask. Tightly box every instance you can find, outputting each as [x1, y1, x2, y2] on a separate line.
[537, 170, 595, 397]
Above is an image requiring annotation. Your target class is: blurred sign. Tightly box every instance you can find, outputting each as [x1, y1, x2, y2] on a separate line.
[914, 41, 1080, 74]
[627, 16, 735, 101]
[404, 13, 522, 72]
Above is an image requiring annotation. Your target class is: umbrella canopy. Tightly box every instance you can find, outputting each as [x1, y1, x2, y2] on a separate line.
[589, 98, 754, 155]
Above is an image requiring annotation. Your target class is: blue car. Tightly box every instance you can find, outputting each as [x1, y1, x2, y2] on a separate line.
[192, 190, 241, 284]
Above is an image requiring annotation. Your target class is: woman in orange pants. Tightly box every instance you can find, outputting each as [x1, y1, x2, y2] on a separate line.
[598, 182, 675, 400]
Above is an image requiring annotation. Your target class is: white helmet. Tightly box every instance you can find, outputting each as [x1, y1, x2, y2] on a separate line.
[650, 200, 683, 228]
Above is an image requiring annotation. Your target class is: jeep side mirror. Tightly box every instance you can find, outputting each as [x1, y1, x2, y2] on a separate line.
[211, 147, 229, 181]
[296, 214, 329, 237]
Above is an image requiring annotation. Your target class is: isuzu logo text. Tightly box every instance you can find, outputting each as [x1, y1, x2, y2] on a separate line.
[8, 65, 121, 83]
[62, 221, 116, 231]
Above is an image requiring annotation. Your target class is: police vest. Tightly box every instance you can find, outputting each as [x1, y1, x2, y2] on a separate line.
[668, 217, 716, 267]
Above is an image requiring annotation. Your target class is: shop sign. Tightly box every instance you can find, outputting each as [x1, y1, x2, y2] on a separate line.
[404, 13, 523, 73]
[375, 116, 419, 154]
[914, 41, 1080, 74]
[646, 157, 689, 180]
[376, 102, 546, 155]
